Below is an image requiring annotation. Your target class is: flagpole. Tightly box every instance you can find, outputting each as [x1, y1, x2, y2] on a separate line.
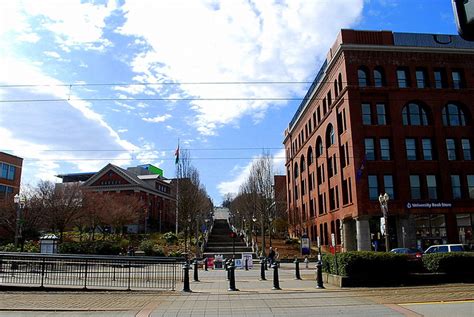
[175, 139, 180, 235]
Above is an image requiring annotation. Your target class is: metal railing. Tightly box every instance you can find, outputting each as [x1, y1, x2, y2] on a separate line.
[0, 252, 185, 291]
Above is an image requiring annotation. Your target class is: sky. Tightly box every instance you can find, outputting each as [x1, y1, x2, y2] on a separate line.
[0, 0, 459, 205]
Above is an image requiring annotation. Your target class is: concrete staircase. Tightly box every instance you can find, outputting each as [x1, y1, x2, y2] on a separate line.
[203, 219, 254, 259]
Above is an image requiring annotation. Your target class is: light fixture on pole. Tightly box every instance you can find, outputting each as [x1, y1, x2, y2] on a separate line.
[14, 194, 25, 249]
[252, 215, 258, 245]
[378, 193, 390, 252]
[269, 215, 273, 248]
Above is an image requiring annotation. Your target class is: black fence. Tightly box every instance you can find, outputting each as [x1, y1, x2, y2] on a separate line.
[0, 252, 185, 291]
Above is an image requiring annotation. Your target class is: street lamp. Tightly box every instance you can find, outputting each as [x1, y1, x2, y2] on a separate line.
[252, 215, 258, 245]
[269, 215, 273, 248]
[14, 194, 26, 249]
[378, 193, 390, 252]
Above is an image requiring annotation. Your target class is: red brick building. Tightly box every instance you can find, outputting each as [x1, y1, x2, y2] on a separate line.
[0, 152, 23, 200]
[58, 164, 176, 233]
[284, 30, 474, 251]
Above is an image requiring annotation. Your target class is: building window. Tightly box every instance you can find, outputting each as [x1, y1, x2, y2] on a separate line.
[301, 179, 306, 197]
[380, 138, 391, 161]
[329, 187, 337, 210]
[294, 163, 299, 179]
[362, 103, 371, 125]
[374, 67, 385, 87]
[1, 164, 8, 179]
[434, 69, 447, 88]
[446, 139, 457, 161]
[300, 156, 306, 172]
[468, 175, 474, 199]
[410, 175, 421, 199]
[327, 91, 332, 106]
[456, 214, 473, 245]
[462, 139, 472, 160]
[328, 157, 334, 178]
[307, 147, 314, 166]
[405, 138, 417, 160]
[376, 103, 387, 125]
[442, 104, 466, 126]
[416, 214, 447, 248]
[326, 124, 335, 147]
[338, 73, 343, 92]
[365, 138, 375, 160]
[402, 103, 429, 126]
[316, 138, 323, 158]
[358, 67, 368, 87]
[422, 139, 433, 160]
[451, 175, 462, 199]
[368, 175, 378, 200]
[384, 175, 394, 199]
[426, 175, 438, 200]
[416, 68, 428, 88]
[397, 68, 409, 88]
[452, 70, 464, 89]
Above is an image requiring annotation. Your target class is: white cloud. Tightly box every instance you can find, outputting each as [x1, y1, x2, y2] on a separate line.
[142, 114, 172, 123]
[217, 149, 286, 197]
[44, 51, 61, 59]
[118, 0, 364, 135]
[117, 128, 128, 133]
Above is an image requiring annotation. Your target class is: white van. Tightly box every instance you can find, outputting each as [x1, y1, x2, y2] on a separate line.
[423, 244, 466, 254]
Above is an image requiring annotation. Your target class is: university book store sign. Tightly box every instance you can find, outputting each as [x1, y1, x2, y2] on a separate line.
[406, 202, 452, 209]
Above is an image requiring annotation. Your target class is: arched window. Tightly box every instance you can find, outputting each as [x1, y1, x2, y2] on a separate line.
[294, 163, 299, 179]
[374, 67, 385, 87]
[358, 67, 369, 87]
[442, 104, 467, 126]
[300, 155, 306, 172]
[316, 137, 323, 158]
[334, 80, 338, 97]
[307, 146, 314, 166]
[402, 103, 429, 126]
[326, 124, 335, 148]
[338, 73, 343, 92]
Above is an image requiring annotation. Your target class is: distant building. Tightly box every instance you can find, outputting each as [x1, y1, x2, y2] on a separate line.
[273, 175, 288, 221]
[58, 163, 176, 233]
[0, 152, 23, 200]
[284, 30, 474, 251]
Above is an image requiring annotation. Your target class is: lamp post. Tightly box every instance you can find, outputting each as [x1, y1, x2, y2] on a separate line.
[269, 215, 273, 248]
[252, 215, 258, 246]
[185, 215, 191, 262]
[378, 193, 390, 252]
[14, 194, 25, 249]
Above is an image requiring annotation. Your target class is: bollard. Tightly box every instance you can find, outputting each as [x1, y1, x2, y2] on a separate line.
[245, 257, 249, 271]
[260, 258, 266, 280]
[294, 258, 301, 280]
[182, 262, 192, 292]
[193, 259, 199, 282]
[316, 261, 325, 289]
[228, 259, 239, 291]
[304, 256, 309, 269]
[272, 262, 281, 290]
[204, 257, 208, 271]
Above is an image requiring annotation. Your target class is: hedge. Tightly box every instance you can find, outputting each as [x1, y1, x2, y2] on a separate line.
[59, 241, 121, 255]
[322, 251, 411, 280]
[422, 252, 474, 274]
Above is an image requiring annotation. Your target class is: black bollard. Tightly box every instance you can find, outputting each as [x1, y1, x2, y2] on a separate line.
[245, 257, 249, 271]
[228, 260, 239, 291]
[193, 259, 199, 282]
[272, 262, 281, 290]
[260, 258, 266, 280]
[182, 262, 192, 292]
[294, 258, 301, 280]
[204, 257, 208, 271]
[316, 261, 325, 289]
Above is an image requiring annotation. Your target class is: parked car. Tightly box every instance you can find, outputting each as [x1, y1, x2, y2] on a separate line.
[390, 247, 423, 259]
[423, 244, 467, 254]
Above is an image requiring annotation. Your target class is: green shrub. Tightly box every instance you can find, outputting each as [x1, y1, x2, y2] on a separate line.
[0, 243, 19, 252]
[23, 241, 40, 253]
[423, 252, 474, 274]
[139, 240, 155, 256]
[168, 250, 183, 257]
[59, 241, 121, 255]
[321, 251, 410, 279]
[163, 232, 178, 245]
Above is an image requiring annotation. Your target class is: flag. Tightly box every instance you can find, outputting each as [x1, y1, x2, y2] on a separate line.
[356, 155, 366, 182]
[175, 145, 179, 164]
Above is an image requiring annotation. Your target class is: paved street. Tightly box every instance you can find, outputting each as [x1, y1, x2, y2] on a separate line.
[0, 263, 473, 316]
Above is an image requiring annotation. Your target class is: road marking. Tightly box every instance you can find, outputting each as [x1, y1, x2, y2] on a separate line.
[384, 304, 423, 317]
[400, 299, 474, 306]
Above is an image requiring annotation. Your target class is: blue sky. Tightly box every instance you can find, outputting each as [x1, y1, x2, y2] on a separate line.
[0, 0, 458, 204]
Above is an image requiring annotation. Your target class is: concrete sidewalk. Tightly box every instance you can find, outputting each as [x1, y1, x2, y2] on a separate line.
[0, 263, 473, 316]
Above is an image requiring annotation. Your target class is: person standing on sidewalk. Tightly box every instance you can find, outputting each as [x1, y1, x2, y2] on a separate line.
[268, 247, 275, 265]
